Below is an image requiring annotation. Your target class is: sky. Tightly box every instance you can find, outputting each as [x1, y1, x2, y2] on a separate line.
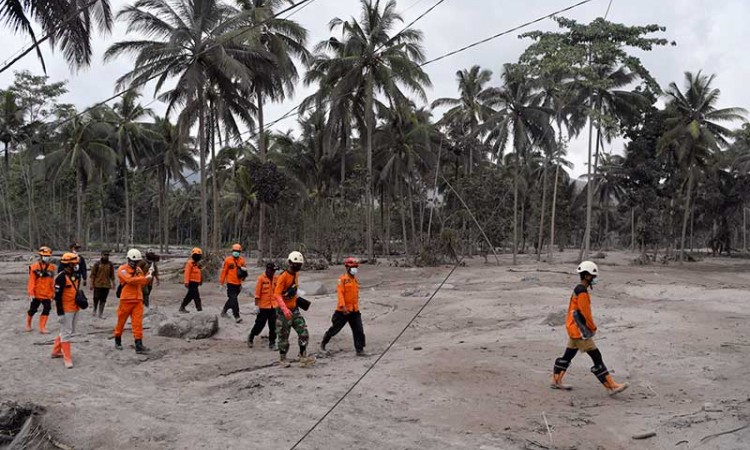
[1, 0, 748, 178]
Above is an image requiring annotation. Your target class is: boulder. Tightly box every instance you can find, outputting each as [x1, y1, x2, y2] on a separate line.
[301, 281, 328, 296]
[156, 312, 219, 339]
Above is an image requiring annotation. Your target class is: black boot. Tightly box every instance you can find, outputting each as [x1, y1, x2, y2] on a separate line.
[114, 336, 123, 350]
[247, 334, 254, 348]
[135, 339, 150, 354]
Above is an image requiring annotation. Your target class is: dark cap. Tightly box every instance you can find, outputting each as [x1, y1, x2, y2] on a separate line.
[70, 242, 81, 249]
[266, 262, 279, 270]
[101, 249, 111, 255]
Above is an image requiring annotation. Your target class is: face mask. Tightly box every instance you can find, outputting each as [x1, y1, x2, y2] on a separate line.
[72, 250, 78, 255]
[290, 263, 302, 273]
[349, 268, 358, 276]
[232, 251, 240, 258]
[128, 260, 137, 268]
[192, 254, 202, 262]
[73, 264, 80, 272]
[591, 278, 599, 286]
[41, 256, 50, 263]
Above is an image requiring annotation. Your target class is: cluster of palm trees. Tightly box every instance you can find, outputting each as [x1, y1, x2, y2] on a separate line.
[0, 0, 748, 263]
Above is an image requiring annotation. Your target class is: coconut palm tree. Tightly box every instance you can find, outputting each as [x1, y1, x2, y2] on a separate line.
[0, 0, 112, 72]
[46, 107, 117, 242]
[484, 63, 553, 264]
[431, 65, 495, 176]
[105, 0, 269, 249]
[309, 0, 432, 259]
[659, 71, 747, 261]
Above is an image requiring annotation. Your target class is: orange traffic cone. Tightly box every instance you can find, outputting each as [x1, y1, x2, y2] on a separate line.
[39, 315, 50, 334]
[25, 314, 33, 332]
[51, 336, 62, 358]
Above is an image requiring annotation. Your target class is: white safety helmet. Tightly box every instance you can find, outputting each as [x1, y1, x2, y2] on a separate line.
[576, 261, 599, 276]
[288, 251, 304, 264]
[127, 249, 142, 261]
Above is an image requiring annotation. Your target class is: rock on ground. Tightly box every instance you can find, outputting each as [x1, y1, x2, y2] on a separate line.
[300, 281, 328, 296]
[156, 312, 219, 339]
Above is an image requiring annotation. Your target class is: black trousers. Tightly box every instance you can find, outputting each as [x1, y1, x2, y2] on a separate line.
[28, 298, 51, 316]
[180, 282, 202, 311]
[322, 311, 366, 351]
[249, 308, 277, 344]
[142, 285, 153, 307]
[93, 287, 110, 312]
[222, 284, 241, 318]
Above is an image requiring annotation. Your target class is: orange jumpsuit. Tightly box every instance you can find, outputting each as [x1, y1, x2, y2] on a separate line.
[114, 264, 150, 340]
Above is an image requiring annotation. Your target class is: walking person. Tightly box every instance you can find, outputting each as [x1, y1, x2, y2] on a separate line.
[137, 250, 160, 308]
[321, 258, 367, 356]
[219, 243, 248, 323]
[113, 249, 154, 354]
[51, 253, 84, 368]
[179, 248, 203, 313]
[26, 246, 56, 334]
[60, 242, 87, 286]
[550, 261, 629, 395]
[89, 250, 115, 318]
[247, 262, 278, 349]
[274, 251, 312, 367]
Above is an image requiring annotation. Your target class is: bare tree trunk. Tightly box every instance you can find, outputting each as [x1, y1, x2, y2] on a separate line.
[537, 159, 549, 261]
[427, 139, 442, 241]
[407, 176, 418, 253]
[513, 161, 519, 265]
[680, 168, 694, 262]
[257, 88, 267, 259]
[580, 118, 595, 261]
[631, 207, 635, 252]
[399, 178, 409, 257]
[744, 205, 747, 252]
[210, 104, 220, 251]
[158, 168, 165, 253]
[548, 162, 560, 261]
[2, 142, 16, 249]
[76, 170, 84, 242]
[198, 88, 208, 250]
[365, 73, 375, 260]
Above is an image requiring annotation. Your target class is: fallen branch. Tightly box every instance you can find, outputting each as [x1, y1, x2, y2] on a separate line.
[508, 268, 571, 275]
[699, 423, 749, 443]
[542, 411, 553, 449]
[219, 362, 277, 377]
[524, 438, 549, 449]
[632, 431, 656, 440]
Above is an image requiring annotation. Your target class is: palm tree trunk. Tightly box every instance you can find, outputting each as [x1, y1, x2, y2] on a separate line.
[164, 177, 170, 253]
[744, 205, 747, 252]
[680, 168, 694, 262]
[210, 104, 220, 251]
[513, 161, 519, 265]
[158, 167, 165, 253]
[580, 118, 595, 261]
[399, 179, 409, 256]
[2, 142, 15, 249]
[537, 159, 549, 261]
[76, 170, 84, 242]
[365, 72, 375, 260]
[407, 176, 418, 253]
[548, 162, 561, 261]
[631, 207, 635, 252]
[428, 139, 442, 241]
[198, 88, 208, 249]
[257, 88, 267, 258]
[122, 154, 131, 245]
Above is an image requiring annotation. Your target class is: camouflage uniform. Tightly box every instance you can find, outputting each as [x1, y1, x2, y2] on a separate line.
[276, 307, 309, 355]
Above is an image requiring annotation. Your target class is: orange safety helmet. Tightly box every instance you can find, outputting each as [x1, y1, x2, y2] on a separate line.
[38, 246, 52, 257]
[191, 247, 203, 256]
[231, 243, 242, 252]
[344, 257, 359, 268]
[60, 252, 80, 265]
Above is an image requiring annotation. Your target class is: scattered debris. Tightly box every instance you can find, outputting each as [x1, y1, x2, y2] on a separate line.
[156, 312, 219, 339]
[632, 431, 657, 440]
[699, 423, 749, 443]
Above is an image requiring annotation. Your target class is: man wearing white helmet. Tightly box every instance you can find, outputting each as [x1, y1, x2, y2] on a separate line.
[272, 251, 312, 366]
[113, 249, 154, 354]
[549, 261, 629, 395]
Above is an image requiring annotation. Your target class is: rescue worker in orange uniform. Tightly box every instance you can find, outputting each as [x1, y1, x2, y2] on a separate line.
[550, 261, 629, 395]
[26, 246, 56, 334]
[247, 262, 278, 349]
[321, 257, 366, 356]
[220, 243, 248, 323]
[273, 251, 312, 366]
[179, 248, 203, 313]
[52, 252, 83, 368]
[113, 249, 153, 354]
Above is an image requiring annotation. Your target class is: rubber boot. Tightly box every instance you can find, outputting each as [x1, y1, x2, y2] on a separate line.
[247, 334, 254, 348]
[356, 349, 367, 357]
[278, 353, 291, 368]
[98, 302, 106, 319]
[299, 351, 315, 367]
[25, 314, 33, 332]
[135, 339, 150, 354]
[51, 336, 63, 358]
[61, 342, 73, 369]
[178, 307, 189, 314]
[39, 315, 50, 334]
[550, 371, 573, 390]
[319, 341, 328, 353]
[604, 375, 629, 395]
[114, 336, 123, 350]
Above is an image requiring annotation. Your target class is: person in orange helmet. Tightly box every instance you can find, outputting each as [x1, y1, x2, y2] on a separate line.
[273, 251, 312, 366]
[219, 243, 248, 323]
[550, 261, 628, 395]
[247, 262, 278, 349]
[113, 249, 154, 354]
[179, 248, 203, 313]
[26, 246, 56, 334]
[52, 252, 83, 368]
[321, 257, 366, 356]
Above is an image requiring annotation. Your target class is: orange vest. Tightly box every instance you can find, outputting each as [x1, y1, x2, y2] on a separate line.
[117, 264, 150, 302]
[336, 274, 359, 312]
[274, 271, 299, 310]
[28, 261, 56, 299]
[219, 256, 246, 285]
[565, 284, 597, 339]
[184, 260, 202, 284]
[255, 273, 277, 309]
[54, 272, 80, 314]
